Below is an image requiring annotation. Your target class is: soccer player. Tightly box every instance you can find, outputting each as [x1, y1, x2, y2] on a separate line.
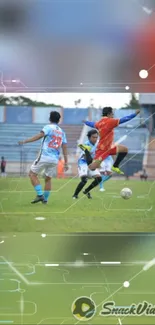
[83, 107, 140, 173]
[99, 155, 113, 191]
[1, 156, 6, 177]
[18, 111, 68, 204]
[72, 129, 102, 199]
[78, 146, 113, 192]
[57, 157, 65, 178]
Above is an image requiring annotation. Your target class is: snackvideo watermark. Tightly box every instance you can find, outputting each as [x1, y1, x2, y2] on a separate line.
[71, 297, 155, 321]
[100, 301, 155, 316]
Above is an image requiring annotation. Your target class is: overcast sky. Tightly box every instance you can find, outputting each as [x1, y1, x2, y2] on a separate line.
[7, 93, 139, 108]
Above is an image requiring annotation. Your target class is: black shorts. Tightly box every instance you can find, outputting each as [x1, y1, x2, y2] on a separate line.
[1, 167, 5, 173]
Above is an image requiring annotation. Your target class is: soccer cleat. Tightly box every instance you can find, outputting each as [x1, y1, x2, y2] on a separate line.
[100, 188, 105, 192]
[83, 190, 92, 199]
[78, 144, 91, 152]
[31, 195, 44, 204]
[112, 166, 124, 175]
[42, 200, 48, 204]
[72, 195, 78, 199]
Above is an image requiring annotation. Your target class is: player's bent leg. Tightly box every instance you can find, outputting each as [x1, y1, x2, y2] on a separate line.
[112, 145, 128, 174]
[99, 167, 106, 191]
[42, 163, 57, 203]
[29, 170, 40, 187]
[73, 176, 88, 199]
[43, 176, 51, 204]
[99, 162, 106, 191]
[78, 144, 91, 152]
[29, 166, 44, 204]
[117, 145, 128, 153]
[83, 175, 102, 197]
[102, 171, 112, 183]
[99, 172, 112, 191]
[88, 159, 102, 171]
[89, 149, 110, 171]
[78, 145, 93, 165]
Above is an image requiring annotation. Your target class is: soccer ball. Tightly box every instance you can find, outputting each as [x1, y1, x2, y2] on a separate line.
[120, 188, 132, 200]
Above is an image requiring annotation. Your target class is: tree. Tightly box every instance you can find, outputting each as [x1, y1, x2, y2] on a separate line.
[122, 93, 140, 109]
[0, 95, 62, 107]
[0, 95, 7, 105]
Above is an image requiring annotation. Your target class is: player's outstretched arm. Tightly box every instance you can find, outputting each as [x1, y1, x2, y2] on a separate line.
[83, 120, 96, 128]
[119, 109, 140, 125]
[18, 132, 44, 145]
[62, 143, 69, 171]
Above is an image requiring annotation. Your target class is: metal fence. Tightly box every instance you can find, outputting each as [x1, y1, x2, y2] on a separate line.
[1, 144, 155, 178]
[0, 144, 75, 177]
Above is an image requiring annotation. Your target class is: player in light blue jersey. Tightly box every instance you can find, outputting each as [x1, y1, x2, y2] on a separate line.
[72, 129, 102, 199]
[77, 134, 113, 194]
[18, 111, 68, 204]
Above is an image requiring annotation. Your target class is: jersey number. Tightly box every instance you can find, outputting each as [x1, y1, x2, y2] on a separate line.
[48, 136, 62, 149]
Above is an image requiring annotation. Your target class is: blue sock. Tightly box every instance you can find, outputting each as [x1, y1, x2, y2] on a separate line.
[34, 184, 43, 196]
[99, 178, 105, 189]
[99, 175, 111, 189]
[44, 191, 50, 202]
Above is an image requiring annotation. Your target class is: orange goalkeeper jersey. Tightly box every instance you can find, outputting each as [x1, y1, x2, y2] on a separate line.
[95, 117, 119, 151]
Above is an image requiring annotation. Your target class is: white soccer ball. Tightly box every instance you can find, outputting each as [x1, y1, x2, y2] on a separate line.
[120, 188, 132, 200]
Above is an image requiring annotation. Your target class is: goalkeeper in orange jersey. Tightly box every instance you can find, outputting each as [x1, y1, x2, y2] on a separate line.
[83, 107, 140, 174]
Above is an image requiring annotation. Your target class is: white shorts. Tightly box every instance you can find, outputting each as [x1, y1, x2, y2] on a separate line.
[78, 164, 100, 178]
[30, 158, 57, 178]
[100, 159, 113, 173]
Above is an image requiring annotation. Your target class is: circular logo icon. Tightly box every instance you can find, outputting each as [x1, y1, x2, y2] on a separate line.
[71, 296, 96, 321]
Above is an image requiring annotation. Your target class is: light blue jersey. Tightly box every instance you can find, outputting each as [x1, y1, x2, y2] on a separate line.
[78, 140, 113, 166]
[38, 124, 67, 163]
[78, 140, 97, 166]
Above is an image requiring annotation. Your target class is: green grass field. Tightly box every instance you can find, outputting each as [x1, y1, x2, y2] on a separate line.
[0, 177, 155, 232]
[0, 233, 155, 324]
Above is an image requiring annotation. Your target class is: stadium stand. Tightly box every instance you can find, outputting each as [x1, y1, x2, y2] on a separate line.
[0, 123, 83, 159]
[114, 128, 149, 176]
[114, 128, 149, 153]
[80, 127, 149, 177]
[0, 123, 83, 175]
[0, 106, 153, 177]
[143, 135, 155, 178]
